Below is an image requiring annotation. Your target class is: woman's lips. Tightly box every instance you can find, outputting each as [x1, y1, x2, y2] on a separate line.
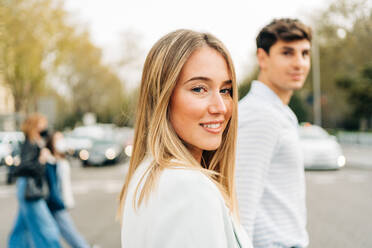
[200, 121, 224, 134]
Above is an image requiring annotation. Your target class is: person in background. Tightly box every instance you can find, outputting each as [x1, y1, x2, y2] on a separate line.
[48, 132, 75, 208]
[45, 131, 90, 248]
[236, 18, 312, 248]
[119, 29, 252, 248]
[8, 113, 61, 248]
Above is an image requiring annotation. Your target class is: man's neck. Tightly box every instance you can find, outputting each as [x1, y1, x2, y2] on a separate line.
[257, 74, 293, 105]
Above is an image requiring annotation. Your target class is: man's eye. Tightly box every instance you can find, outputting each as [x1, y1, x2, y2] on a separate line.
[303, 51, 310, 57]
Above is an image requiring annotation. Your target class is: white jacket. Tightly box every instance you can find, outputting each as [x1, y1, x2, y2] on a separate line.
[121, 158, 252, 248]
[56, 159, 75, 209]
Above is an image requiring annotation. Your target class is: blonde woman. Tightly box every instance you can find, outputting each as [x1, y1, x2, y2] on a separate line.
[119, 29, 252, 248]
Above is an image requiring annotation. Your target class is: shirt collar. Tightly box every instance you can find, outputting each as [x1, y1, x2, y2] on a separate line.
[249, 80, 285, 106]
[249, 80, 299, 127]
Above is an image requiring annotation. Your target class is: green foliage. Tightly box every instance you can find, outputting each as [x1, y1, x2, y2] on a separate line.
[310, 0, 372, 129]
[0, 0, 135, 129]
[289, 93, 309, 123]
[117, 88, 139, 127]
[337, 63, 372, 123]
[0, 0, 60, 112]
[238, 67, 258, 100]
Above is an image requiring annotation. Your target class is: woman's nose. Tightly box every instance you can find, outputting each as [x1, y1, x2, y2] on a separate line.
[208, 92, 227, 114]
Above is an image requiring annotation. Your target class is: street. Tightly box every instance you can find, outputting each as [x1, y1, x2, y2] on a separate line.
[0, 161, 125, 248]
[306, 167, 372, 247]
[1, 156, 372, 247]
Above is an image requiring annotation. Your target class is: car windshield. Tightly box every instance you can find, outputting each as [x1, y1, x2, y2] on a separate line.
[0, 132, 25, 144]
[299, 126, 329, 140]
[67, 125, 121, 144]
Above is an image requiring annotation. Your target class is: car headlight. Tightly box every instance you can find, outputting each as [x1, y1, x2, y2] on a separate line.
[79, 149, 89, 161]
[5, 155, 13, 166]
[337, 155, 346, 167]
[125, 145, 133, 157]
[105, 148, 117, 160]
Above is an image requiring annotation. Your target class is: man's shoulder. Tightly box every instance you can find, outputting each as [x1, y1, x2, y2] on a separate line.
[239, 97, 281, 126]
[239, 92, 276, 112]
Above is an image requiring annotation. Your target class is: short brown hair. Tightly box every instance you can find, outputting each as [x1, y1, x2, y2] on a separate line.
[256, 18, 312, 54]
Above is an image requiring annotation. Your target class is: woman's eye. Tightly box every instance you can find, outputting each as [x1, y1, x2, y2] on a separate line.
[191, 87, 206, 93]
[220, 88, 232, 96]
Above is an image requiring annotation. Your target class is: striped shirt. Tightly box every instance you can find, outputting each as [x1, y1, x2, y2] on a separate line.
[236, 81, 308, 248]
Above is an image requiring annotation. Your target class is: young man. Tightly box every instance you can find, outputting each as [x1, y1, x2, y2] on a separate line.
[236, 18, 312, 248]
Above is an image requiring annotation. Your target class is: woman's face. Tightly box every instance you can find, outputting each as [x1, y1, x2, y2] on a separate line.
[37, 119, 48, 132]
[34, 118, 48, 140]
[169, 46, 233, 161]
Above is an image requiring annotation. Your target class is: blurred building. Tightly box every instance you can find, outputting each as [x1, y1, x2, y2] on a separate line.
[0, 80, 16, 131]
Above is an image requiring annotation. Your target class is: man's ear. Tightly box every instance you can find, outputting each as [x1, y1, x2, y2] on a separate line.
[257, 48, 268, 70]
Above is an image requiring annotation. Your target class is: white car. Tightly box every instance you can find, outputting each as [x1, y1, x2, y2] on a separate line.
[299, 124, 346, 170]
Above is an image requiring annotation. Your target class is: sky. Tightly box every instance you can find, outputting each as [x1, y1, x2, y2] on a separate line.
[63, 0, 330, 89]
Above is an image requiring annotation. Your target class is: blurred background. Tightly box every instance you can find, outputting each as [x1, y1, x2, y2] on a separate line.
[0, 0, 371, 247]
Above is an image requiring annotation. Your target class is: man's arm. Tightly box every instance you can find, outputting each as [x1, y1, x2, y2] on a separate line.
[236, 111, 280, 237]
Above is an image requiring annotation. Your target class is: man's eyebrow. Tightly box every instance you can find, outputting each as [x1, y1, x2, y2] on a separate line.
[281, 46, 295, 51]
[281, 46, 311, 52]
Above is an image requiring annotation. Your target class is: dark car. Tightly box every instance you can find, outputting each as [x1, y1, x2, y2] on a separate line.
[67, 125, 132, 167]
[78, 138, 126, 166]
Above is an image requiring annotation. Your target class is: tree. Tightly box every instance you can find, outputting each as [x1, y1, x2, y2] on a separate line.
[337, 63, 372, 130]
[52, 30, 127, 127]
[308, 0, 372, 129]
[1, 0, 132, 128]
[0, 0, 67, 113]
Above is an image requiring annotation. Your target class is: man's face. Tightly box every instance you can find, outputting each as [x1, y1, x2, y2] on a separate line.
[258, 39, 311, 92]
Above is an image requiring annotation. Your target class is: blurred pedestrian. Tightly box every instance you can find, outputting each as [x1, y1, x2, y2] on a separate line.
[8, 113, 61, 248]
[118, 29, 252, 248]
[236, 18, 312, 248]
[45, 131, 90, 248]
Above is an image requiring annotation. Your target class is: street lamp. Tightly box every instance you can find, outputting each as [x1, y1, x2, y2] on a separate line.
[312, 33, 322, 127]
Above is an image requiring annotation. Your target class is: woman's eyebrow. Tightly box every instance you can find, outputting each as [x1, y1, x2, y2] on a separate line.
[223, 80, 232, 85]
[183, 76, 210, 84]
[183, 77, 232, 85]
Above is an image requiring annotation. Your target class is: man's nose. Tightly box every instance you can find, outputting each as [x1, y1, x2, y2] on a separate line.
[293, 53, 308, 68]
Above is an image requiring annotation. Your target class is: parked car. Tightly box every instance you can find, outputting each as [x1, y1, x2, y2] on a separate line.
[0, 142, 12, 166]
[299, 124, 346, 170]
[0, 132, 24, 184]
[67, 125, 133, 166]
[78, 137, 126, 166]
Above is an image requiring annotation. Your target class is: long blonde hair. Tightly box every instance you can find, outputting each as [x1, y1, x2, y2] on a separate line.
[118, 29, 238, 220]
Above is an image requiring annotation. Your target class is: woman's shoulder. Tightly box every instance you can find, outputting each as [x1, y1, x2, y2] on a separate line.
[137, 158, 216, 187]
[160, 167, 214, 188]
[130, 158, 224, 208]
[156, 166, 222, 204]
